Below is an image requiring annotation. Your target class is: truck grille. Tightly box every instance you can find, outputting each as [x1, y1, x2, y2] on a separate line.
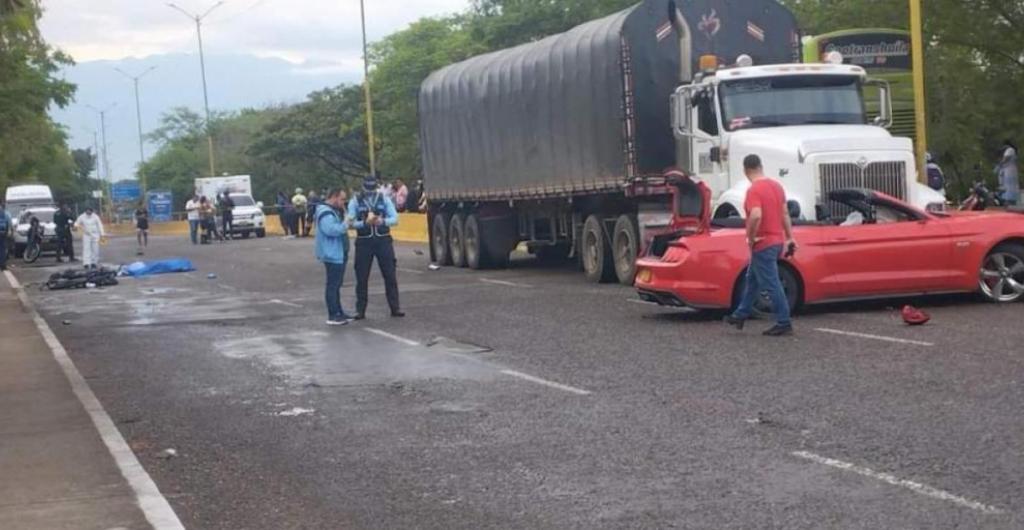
[819, 161, 908, 219]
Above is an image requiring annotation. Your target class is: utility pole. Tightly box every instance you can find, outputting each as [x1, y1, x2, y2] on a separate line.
[359, 0, 377, 178]
[86, 104, 116, 218]
[167, 1, 224, 177]
[909, 0, 928, 182]
[114, 66, 158, 195]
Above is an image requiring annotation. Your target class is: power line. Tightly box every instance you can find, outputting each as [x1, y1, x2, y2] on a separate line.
[206, 0, 270, 25]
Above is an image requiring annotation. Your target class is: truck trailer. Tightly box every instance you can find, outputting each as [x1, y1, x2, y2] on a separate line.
[419, 0, 944, 284]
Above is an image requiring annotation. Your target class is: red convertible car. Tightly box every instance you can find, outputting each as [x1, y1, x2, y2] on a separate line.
[635, 178, 1024, 312]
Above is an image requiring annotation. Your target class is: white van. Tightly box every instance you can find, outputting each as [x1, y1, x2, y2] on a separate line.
[5, 184, 55, 217]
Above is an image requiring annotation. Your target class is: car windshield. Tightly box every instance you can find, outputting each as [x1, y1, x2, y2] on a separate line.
[231, 195, 256, 206]
[720, 74, 866, 131]
[21, 211, 54, 224]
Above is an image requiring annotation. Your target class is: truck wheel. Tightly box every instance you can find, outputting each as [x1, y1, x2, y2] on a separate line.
[581, 215, 615, 283]
[464, 214, 485, 270]
[612, 214, 639, 285]
[256, 229, 266, 238]
[449, 213, 467, 268]
[432, 213, 452, 265]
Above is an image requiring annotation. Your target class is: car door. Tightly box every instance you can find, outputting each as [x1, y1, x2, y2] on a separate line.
[819, 216, 954, 298]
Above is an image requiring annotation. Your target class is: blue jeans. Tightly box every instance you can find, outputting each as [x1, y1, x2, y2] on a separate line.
[324, 262, 349, 320]
[732, 244, 791, 326]
[189, 220, 200, 244]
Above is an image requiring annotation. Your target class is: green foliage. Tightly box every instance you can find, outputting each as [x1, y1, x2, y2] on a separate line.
[0, 0, 79, 199]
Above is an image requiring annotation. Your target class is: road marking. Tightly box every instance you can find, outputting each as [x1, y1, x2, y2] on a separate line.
[500, 370, 592, 396]
[364, 327, 421, 346]
[815, 328, 934, 347]
[217, 283, 238, 291]
[480, 278, 531, 288]
[362, 327, 592, 396]
[3, 270, 186, 530]
[792, 451, 1002, 514]
[398, 267, 425, 275]
[268, 299, 303, 308]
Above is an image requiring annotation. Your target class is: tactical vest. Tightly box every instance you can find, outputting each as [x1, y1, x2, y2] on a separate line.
[355, 192, 391, 238]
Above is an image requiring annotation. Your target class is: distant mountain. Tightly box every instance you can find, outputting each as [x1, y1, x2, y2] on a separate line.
[50, 53, 358, 182]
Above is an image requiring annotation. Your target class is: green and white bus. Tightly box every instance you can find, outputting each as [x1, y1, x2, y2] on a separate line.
[803, 29, 916, 144]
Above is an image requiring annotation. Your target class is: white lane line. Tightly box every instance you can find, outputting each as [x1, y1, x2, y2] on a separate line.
[267, 299, 303, 308]
[362, 327, 592, 396]
[364, 327, 421, 346]
[3, 270, 186, 529]
[815, 328, 934, 347]
[398, 267, 425, 275]
[480, 278, 531, 288]
[792, 451, 1003, 514]
[500, 370, 592, 396]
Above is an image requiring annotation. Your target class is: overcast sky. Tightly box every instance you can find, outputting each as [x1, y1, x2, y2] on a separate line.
[40, 0, 469, 75]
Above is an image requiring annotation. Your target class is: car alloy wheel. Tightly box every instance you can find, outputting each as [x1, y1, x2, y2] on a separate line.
[979, 250, 1024, 303]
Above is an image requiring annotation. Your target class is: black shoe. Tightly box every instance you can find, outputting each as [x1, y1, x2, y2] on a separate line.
[391, 311, 405, 318]
[723, 314, 746, 331]
[763, 324, 794, 337]
[354, 313, 366, 321]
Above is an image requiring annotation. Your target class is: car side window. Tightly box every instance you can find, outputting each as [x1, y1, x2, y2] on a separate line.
[696, 93, 719, 136]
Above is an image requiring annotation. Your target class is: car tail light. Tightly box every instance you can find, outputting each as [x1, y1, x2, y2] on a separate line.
[662, 243, 690, 263]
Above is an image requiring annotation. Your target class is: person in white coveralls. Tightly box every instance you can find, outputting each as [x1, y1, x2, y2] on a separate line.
[74, 207, 105, 269]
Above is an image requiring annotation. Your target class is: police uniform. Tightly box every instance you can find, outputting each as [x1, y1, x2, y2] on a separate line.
[348, 178, 402, 318]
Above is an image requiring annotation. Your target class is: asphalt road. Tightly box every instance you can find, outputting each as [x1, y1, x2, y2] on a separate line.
[10, 233, 1024, 529]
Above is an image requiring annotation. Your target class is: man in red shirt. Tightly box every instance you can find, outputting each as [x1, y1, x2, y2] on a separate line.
[724, 154, 797, 336]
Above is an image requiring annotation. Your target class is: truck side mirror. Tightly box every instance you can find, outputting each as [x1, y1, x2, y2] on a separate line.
[670, 88, 690, 138]
[866, 78, 893, 128]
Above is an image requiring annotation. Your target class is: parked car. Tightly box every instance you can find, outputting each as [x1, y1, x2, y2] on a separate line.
[635, 178, 1024, 312]
[13, 206, 59, 258]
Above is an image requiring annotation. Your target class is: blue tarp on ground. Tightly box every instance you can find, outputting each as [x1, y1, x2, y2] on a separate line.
[122, 258, 195, 277]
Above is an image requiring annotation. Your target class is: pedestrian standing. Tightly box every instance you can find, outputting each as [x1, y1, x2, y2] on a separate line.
[199, 197, 220, 243]
[220, 192, 235, 240]
[74, 207, 105, 269]
[292, 187, 308, 237]
[305, 190, 321, 237]
[724, 154, 795, 336]
[348, 175, 404, 319]
[0, 203, 10, 271]
[997, 140, 1020, 205]
[186, 194, 201, 244]
[135, 204, 149, 255]
[276, 191, 292, 237]
[315, 188, 354, 325]
[54, 203, 75, 263]
[394, 179, 409, 212]
[925, 152, 946, 194]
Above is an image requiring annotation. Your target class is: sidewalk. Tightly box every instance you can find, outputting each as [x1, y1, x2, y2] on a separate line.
[0, 271, 176, 529]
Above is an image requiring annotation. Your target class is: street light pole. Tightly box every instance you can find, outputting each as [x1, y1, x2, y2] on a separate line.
[86, 103, 117, 218]
[909, 0, 928, 182]
[167, 1, 224, 177]
[114, 66, 157, 196]
[359, 0, 377, 178]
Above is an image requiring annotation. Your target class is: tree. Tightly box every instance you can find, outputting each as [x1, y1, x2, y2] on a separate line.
[71, 148, 95, 181]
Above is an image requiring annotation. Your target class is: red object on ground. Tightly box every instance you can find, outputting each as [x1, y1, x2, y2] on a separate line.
[901, 305, 931, 326]
[634, 179, 1024, 311]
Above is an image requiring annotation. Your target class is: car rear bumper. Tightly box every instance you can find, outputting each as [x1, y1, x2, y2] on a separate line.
[635, 259, 732, 309]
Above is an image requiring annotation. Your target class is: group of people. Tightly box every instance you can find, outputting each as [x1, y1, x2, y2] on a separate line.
[277, 178, 425, 240]
[0, 202, 107, 271]
[185, 192, 235, 244]
[315, 176, 404, 325]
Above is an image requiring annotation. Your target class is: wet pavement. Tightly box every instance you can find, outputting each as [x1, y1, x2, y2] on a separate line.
[9, 234, 1024, 529]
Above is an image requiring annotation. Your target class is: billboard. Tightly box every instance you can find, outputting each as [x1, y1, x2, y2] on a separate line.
[111, 181, 142, 203]
[147, 190, 173, 222]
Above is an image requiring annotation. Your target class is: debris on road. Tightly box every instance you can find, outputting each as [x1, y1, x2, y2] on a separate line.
[120, 258, 195, 277]
[276, 407, 315, 417]
[156, 448, 178, 459]
[207, 273, 218, 279]
[62, 320, 71, 325]
[428, 264, 441, 271]
[901, 305, 931, 326]
[44, 268, 119, 291]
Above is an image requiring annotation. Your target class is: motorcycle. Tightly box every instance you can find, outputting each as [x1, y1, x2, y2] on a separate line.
[960, 181, 1004, 211]
[22, 219, 43, 264]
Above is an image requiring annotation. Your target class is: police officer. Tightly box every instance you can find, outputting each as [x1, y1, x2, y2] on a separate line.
[348, 175, 404, 319]
[54, 203, 75, 263]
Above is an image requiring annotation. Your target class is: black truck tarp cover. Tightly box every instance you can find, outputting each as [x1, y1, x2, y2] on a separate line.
[419, 0, 800, 201]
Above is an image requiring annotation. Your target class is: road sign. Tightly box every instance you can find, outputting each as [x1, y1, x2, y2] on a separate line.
[147, 190, 173, 222]
[112, 181, 142, 202]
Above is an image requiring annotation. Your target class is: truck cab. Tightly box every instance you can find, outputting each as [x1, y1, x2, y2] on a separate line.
[671, 55, 945, 221]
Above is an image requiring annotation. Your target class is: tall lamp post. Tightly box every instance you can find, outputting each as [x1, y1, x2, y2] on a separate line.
[359, 0, 377, 178]
[114, 66, 157, 196]
[85, 103, 117, 217]
[909, 0, 928, 182]
[167, 1, 224, 177]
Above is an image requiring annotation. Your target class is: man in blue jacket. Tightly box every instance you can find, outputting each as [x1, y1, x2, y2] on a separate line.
[348, 175, 403, 319]
[315, 188, 354, 325]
